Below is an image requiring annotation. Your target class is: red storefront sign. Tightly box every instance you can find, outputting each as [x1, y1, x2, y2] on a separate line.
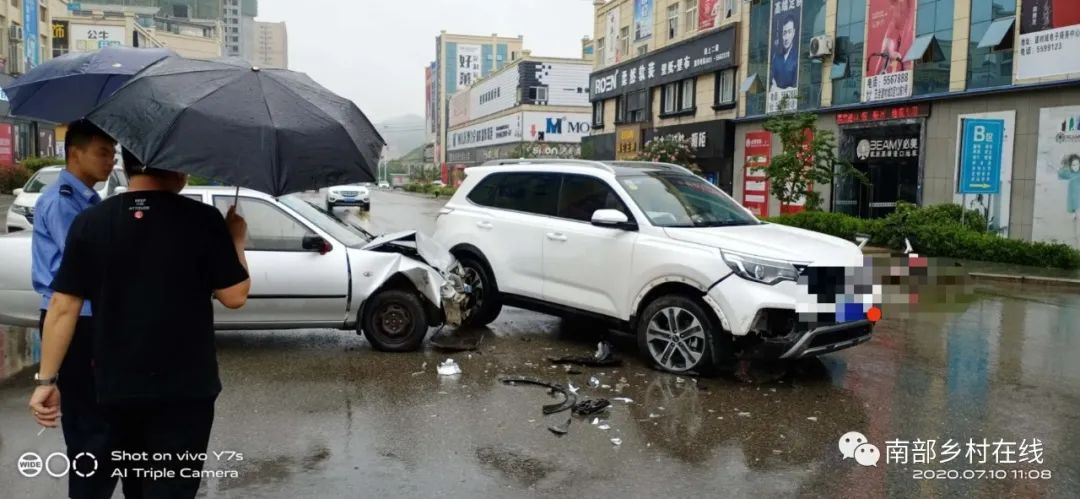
[0, 124, 14, 167]
[835, 103, 929, 125]
[743, 131, 771, 217]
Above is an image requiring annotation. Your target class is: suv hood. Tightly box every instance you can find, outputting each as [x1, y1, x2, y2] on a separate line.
[664, 223, 864, 267]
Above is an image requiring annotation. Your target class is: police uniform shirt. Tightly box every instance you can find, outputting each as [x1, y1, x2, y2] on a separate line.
[50, 191, 249, 403]
[31, 169, 101, 316]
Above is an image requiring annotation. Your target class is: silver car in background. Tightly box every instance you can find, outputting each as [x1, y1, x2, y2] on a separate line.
[0, 186, 469, 352]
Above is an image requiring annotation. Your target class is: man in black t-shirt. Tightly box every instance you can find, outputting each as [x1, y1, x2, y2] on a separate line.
[30, 149, 251, 498]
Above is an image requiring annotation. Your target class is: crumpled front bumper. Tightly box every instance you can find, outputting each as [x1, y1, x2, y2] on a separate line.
[738, 319, 874, 359]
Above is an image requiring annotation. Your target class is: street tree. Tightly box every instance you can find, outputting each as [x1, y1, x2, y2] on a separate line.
[759, 109, 862, 211]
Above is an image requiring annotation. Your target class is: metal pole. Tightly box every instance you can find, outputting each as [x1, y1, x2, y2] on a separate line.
[961, 193, 967, 226]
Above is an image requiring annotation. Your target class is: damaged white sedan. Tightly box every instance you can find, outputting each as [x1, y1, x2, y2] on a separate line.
[0, 186, 470, 352]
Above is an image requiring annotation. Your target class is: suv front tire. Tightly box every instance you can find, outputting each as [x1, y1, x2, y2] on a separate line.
[637, 295, 730, 374]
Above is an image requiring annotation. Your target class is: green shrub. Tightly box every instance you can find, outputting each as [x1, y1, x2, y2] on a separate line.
[19, 156, 66, 173]
[0, 165, 31, 194]
[766, 204, 1080, 269]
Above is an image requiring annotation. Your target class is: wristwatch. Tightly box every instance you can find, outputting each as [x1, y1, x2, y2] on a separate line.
[34, 373, 59, 386]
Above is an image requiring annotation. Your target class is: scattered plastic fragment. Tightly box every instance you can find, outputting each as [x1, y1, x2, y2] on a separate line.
[613, 397, 634, 404]
[437, 359, 461, 376]
[807, 417, 818, 422]
[738, 412, 751, 417]
[548, 417, 571, 436]
[589, 376, 601, 388]
[610, 438, 622, 446]
[598, 424, 611, 430]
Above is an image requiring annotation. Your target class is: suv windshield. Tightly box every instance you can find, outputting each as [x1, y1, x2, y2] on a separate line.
[279, 195, 372, 247]
[618, 173, 759, 228]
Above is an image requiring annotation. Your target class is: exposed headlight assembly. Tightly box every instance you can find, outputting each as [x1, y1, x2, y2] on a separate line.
[721, 250, 803, 285]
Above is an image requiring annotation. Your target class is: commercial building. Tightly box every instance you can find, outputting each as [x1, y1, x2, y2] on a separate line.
[221, 0, 254, 59]
[1, 1, 62, 164]
[50, 2, 223, 59]
[445, 52, 593, 181]
[585, 0, 742, 191]
[585, 0, 1080, 248]
[253, 19, 285, 68]
[425, 32, 525, 171]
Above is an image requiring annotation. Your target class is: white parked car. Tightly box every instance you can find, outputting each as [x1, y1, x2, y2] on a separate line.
[6, 165, 128, 233]
[0, 186, 470, 351]
[325, 183, 370, 210]
[433, 160, 875, 374]
[378, 181, 391, 190]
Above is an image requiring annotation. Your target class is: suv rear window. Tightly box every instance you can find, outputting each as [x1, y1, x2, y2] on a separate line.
[467, 175, 499, 206]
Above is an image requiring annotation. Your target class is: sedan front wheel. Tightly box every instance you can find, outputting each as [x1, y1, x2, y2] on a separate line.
[362, 290, 428, 352]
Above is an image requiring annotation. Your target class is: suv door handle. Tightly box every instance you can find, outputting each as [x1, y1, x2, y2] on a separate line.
[476, 221, 494, 230]
[546, 232, 568, 242]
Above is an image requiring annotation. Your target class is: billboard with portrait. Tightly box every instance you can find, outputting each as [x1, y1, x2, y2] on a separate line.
[605, 8, 621, 66]
[766, 0, 801, 113]
[634, 0, 654, 41]
[1032, 105, 1080, 249]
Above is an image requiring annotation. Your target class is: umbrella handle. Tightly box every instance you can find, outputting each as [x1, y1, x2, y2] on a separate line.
[234, 185, 240, 207]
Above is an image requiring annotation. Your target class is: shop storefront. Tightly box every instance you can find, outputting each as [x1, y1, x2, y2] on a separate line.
[645, 120, 735, 192]
[831, 104, 928, 218]
[0, 73, 56, 164]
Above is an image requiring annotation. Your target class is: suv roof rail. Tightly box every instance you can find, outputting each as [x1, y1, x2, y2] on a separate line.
[607, 160, 696, 176]
[480, 158, 616, 173]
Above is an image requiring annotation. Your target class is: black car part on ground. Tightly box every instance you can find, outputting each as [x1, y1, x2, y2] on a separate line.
[499, 377, 578, 415]
[547, 341, 623, 367]
[571, 399, 611, 417]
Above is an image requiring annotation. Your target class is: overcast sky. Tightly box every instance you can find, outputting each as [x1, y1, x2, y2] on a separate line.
[257, 0, 596, 123]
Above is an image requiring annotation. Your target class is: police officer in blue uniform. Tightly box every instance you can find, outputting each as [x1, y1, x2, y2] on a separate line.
[30, 119, 123, 498]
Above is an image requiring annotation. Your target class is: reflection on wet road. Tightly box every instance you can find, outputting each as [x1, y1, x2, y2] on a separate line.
[1, 191, 1078, 498]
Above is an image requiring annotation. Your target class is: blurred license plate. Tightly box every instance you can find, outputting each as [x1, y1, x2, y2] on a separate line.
[836, 301, 865, 323]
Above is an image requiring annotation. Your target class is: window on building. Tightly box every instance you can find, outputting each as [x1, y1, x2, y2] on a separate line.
[592, 101, 604, 128]
[796, 0, 827, 111]
[745, 0, 770, 115]
[831, 0, 866, 106]
[967, 0, 1016, 89]
[661, 78, 695, 115]
[596, 37, 605, 65]
[619, 26, 629, 58]
[714, 68, 736, 106]
[529, 86, 549, 101]
[913, 0, 955, 96]
[667, 4, 680, 40]
[636, 44, 648, 56]
[685, 1, 698, 33]
[617, 89, 649, 123]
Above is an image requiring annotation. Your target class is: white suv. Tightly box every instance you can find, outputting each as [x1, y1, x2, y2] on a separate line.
[433, 160, 876, 374]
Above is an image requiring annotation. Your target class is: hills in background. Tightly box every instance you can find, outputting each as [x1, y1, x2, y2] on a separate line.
[375, 114, 426, 160]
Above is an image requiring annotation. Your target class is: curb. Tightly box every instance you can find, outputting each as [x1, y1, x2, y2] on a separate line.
[969, 272, 1080, 290]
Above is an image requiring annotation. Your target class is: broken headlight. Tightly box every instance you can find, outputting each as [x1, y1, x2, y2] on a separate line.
[721, 250, 802, 285]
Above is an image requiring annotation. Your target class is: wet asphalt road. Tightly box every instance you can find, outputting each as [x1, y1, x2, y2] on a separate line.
[2, 190, 1080, 498]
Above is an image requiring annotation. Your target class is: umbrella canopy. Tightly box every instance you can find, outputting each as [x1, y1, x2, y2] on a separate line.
[3, 47, 175, 123]
[86, 57, 384, 196]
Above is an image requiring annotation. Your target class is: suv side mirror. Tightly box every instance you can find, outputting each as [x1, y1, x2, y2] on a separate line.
[302, 234, 332, 255]
[13, 188, 23, 197]
[591, 209, 636, 230]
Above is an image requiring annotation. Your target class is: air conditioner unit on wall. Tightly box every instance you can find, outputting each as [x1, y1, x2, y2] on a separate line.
[809, 35, 833, 58]
[9, 25, 23, 42]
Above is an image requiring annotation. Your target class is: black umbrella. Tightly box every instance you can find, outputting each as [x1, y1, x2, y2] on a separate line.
[86, 57, 384, 196]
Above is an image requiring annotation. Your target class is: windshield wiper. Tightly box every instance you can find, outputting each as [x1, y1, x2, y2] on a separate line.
[694, 220, 758, 227]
